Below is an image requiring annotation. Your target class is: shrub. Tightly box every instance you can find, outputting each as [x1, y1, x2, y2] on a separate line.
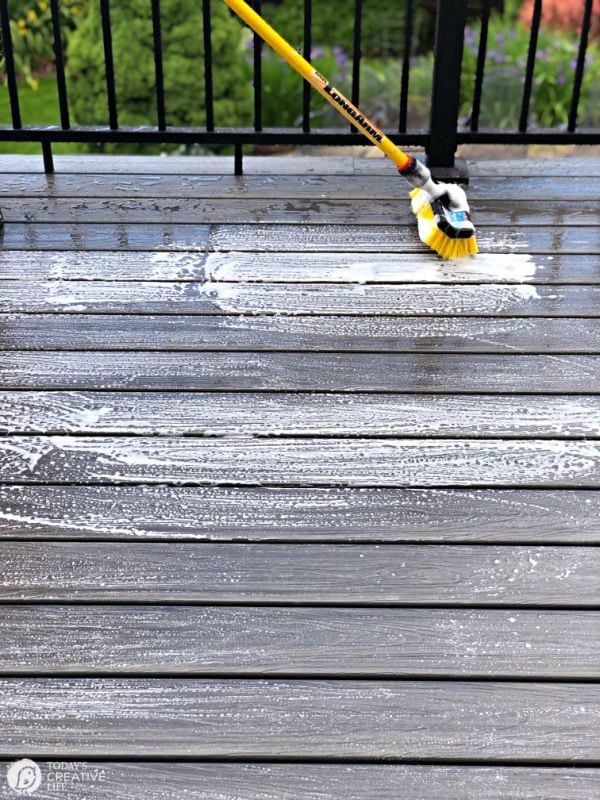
[1, 0, 83, 89]
[460, 8, 600, 128]
[260, 45, 348, 127]
[262, 0, 431, 58]
[66, 0, 252, 149]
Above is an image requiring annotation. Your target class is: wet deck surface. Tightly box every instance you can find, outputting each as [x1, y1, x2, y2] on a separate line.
[0, 154, 599, 799]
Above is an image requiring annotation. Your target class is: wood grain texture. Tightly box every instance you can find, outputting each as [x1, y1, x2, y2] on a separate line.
[2, 762, 598, 800]
[2, 605, 598, 677]
[3, 391, 600, 437]
[6, 314, 600, 353]
[1, 485, 597, 543]
[2, 435, 600, 487]
[359, 156, 600, 178]
[1, 352, 598, 391]
[1, 280, 597, 316]
[0, 250, 595, 283]
[0, 678, 598, 759]
[0, 542, 597, 604]
[3, 196, 597, 226]
[1, 153, 598, 176]
[0, 154, 358, 175]
[2, 174, 598, 200]
[0, 155, 598, 777]
[0, 224, 597, 252]
[207, 225, 600, 254]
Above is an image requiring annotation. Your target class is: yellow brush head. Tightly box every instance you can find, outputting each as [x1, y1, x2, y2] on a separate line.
[409, 187, 478, 260]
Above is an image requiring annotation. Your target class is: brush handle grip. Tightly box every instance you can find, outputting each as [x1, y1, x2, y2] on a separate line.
[222, 0, 411, 170]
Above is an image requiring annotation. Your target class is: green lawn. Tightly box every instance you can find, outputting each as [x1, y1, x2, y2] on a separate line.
[0, 77, 85, 155]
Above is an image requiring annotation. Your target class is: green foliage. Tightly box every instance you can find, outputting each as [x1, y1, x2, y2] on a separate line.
[0, 75, 82, 153]
[460, 10, 600, 128]
[262, 0, 429, 58]
[66, 0, 252, 150]
[260, 45, 347, 127]
[0, 0, 83, 89]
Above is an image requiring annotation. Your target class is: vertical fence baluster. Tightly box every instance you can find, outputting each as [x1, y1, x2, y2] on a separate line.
[253, 0, 263, 131]
[398, 0, 413, 132]
[302, 0, 312, 132]
[428, 0, 468, 168]
[568, 0, 593, 132]
[100, 0, 118, 129]
[50, 0, 70, 129]
[234, 143, 243, 176]
[470, 0, 490, 132]
[0, 0, 22, 128]
[42, 141, 54, 174]
[151, 0, 166, 130]
[350, 0, 363, 132]
[519, 0, 542, 132]
[202, 0, 214, 131]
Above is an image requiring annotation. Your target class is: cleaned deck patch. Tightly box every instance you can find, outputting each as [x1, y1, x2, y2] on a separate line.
[0, 156, 598, 789]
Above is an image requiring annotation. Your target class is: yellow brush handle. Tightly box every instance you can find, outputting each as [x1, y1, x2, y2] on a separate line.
[222, 0, 411, 170]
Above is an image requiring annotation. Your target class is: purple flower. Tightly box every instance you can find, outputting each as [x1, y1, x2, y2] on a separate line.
[557, 71, 566, 85]
[312, 46, 324, 59]
[536, 49, 547, 59]
[570, 58, 579, 70]
[333, 45, 348, 69]
[496, 32, 505, 43]
[494, 52, 506, 63]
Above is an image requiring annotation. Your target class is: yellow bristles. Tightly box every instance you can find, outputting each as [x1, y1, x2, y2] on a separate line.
[409, 188, 478, 260]
[421, 227, 479, 259]
[410, 187, 434, 217]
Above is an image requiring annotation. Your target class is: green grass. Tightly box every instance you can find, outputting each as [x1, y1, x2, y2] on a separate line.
[0, 77, 85, 155]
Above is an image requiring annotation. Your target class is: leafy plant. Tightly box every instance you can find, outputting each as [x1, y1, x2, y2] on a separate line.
[65, 0, 253, 152]
[460, 9, 600, 128]
[0, 0, 84, 89]
[262, 0, 430, 58]
[259, 43, 348, 127]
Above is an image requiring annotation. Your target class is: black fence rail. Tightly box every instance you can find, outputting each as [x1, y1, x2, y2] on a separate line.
[0, 0, 598, 176]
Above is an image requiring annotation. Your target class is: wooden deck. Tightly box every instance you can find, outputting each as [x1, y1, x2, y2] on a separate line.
[0, 153, 599, 799]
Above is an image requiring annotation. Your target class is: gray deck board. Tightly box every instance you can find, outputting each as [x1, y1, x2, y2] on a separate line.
[1, 485, 597, 543]
[6, 314, 600, 353]
[2, 174, 598, 200]
[3, 435, 600, 486]
[2, 153, 599, 176]
[0, 250, 595, 283]
[3, 196, 598, 226]
[1, 352, 599, 392]
[1, 542, 597, 605]
[4, 391, 600, 437]
[1, 280, 598, 315]
[0, 156, 598, 784]
[0, 678, 598, 760]
[0, 762, 597, 800]
[2, 605, 597, 677]
[0, 223, 598, 252]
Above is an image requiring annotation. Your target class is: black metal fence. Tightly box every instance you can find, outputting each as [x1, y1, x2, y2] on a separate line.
[0, 0, 598, 175]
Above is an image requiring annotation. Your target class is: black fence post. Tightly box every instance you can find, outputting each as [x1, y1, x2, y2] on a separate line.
[427, 0, 469, 179]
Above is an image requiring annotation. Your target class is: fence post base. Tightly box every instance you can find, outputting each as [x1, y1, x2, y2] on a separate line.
[428, 156, 469, 185]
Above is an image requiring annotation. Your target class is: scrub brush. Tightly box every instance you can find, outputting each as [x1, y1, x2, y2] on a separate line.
[223, 0, 478, 259]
